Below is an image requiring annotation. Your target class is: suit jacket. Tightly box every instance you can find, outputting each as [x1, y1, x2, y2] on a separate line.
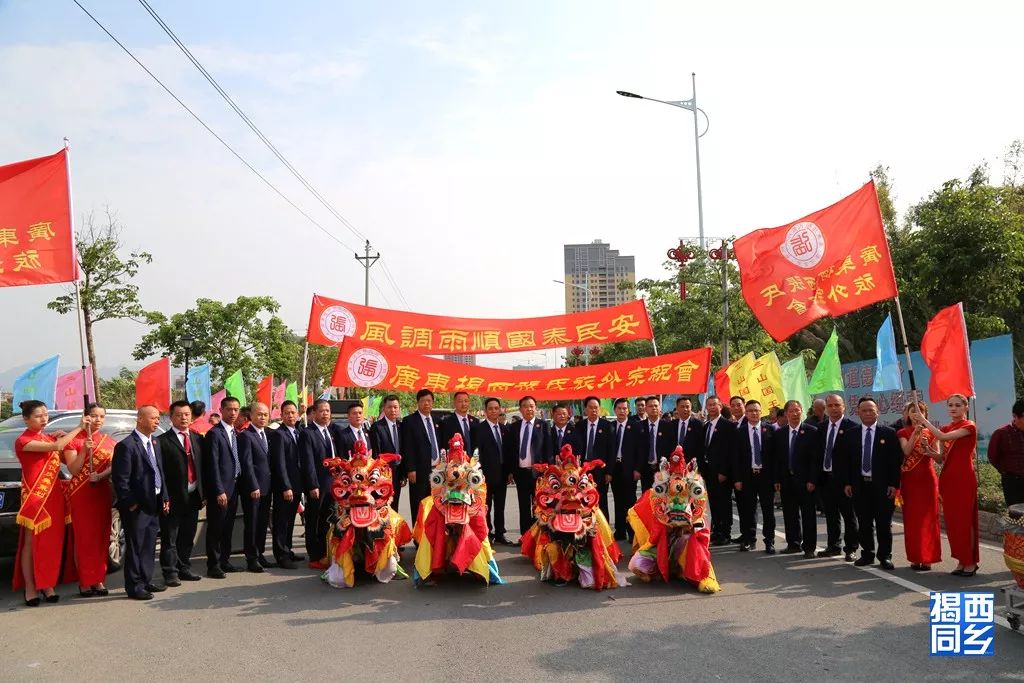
[402, 411, 441, 479]
[815, 417, 858, 483]
[772, 423, 819, 486]
[472, 419, 506, 486]
[298, 422, 340, 492]
[439, 413, 480, 454]
[369, 417, 403, 475]
[569, 418, 615, 468]
[671, 416, 705, 464]
[732, 420, 776, 487]
[635, 419, 676, 472]
[156, 427, 202, 513]
[503, 417, 549, 472]
[336, 424, 371, 460]
[238, 425, 272, 496]
[548, 422, 576, 461]
[606, 419, 641, 478]
[267, 424, 302, 494]
[112, 431, 169, 515]
[838, 422, 902, 492]
[203, 422, 240, 499]
[700, 416, 734, 480]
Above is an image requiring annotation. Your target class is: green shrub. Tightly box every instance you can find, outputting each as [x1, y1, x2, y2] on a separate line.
[977, 461, 1006, 514]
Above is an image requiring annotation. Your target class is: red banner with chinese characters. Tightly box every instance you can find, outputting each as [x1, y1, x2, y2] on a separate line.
[307, 294, 653, 354]
[331, 341, 712, 400]
[733, 181, 899, 342]
[0, 149, 77, 288]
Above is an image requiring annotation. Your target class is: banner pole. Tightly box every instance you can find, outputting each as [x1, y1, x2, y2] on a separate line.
[892, 295, 918, 399]
[64, 138, 90, 416]
[643, 299, 662, 404]
[300, 338, 309, 427]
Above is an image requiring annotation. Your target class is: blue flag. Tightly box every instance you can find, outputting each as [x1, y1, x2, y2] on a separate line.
[872, 314, 903, 392]
[13, 355, 61, 409]
[318, 389, 333, 400]
[185, 363, 212, 408]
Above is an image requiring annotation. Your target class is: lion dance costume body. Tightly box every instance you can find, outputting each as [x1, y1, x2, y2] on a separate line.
[412, 435, 503, 586]
[521, 445, 628, 590]
[322, 440, 412, 588]
[627, 447, 720, 593]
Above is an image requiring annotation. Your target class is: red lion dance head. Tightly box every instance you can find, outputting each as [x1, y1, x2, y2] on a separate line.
[325, 439, 400, 531]
[532, 444, 604, 538]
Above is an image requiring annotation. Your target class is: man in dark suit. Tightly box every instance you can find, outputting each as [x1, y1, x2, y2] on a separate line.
[112, 406, 169, 600]
[503, 395, 548, 539]
[673, 396, 705, 465]
[473, 397, 511, 544]
[636, 396, 674, 492]
[609, 398, 640, 540]
[157, 400, 203, 586]
[440, 391, 479, 456]
[816, 393, 860, 560]
[238, 402, 273, 573]
[298, 398, 338, 566]
[571, 396, 615, 519]
[202, 395, 243, 578]
[369, 395, 404, 512]
[841, 397, 902, 570]
[336, 402, 370, 458]
[700, 396, 735, 546]
[402, 389, 441, 522]
[547, 403, 575, 461]
[774, 400, 819, 558]
[733, 399, 778, 553]
[629, 397, 647, 424]
[268, 400, 303, 568]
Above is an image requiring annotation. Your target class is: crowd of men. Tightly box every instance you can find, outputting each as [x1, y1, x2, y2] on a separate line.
[111, 388, 926, 599]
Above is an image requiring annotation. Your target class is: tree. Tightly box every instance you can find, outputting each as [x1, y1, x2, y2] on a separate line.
[98, 368, 138, 409]
[47, 210, 153, 402]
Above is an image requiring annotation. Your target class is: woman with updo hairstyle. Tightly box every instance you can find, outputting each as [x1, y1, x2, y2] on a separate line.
[13, 400, 88, 606]
[897, 400, 941, 571]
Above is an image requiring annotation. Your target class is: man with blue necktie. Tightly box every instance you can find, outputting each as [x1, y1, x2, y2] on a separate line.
[369, 395, 405, 512]
[774, 400, 819, 558]
[637, 396, 672, 493]
[238, 402, 273, 573]
[267, 400, 304, 568]
[547, 404, 575, 461]
[732, 399, 777, 553]
[503, 396, 548, 541]
[402, 389, 441, 521]
[609, 398, 641, 540]
[816, 394, 859, 561]
[440, 391, 479, 458]
[202, 395, 243, 578]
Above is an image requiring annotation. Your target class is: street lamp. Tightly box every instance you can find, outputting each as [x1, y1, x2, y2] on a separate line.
[553, 279, 592, 364]
[617, 73, 709, 248]
[181, 334, 195, 397]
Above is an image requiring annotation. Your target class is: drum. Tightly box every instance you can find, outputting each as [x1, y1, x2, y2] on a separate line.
[1003, 504, 1024, 589]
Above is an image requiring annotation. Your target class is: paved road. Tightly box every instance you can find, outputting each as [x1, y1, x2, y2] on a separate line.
[2, 494, 1022, 681]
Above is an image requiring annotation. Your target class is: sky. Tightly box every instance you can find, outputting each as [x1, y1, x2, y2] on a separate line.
[1, 0, 1022, 385]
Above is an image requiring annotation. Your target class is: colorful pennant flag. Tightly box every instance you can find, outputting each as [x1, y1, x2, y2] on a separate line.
[256, 374, 273, 409]
[743, 352, 785, 410]
[224, 370, 245, 402]
[136, 357, 171, 412]
[920, 302, 975, 401]
[271, 381, 286, 419]
[808, 328, 844, 394]
[12, 355, 60, 408]
[780, 355, 811, 413]
[185, 363, 212, 408]
[872, 314, 903, 392]
[54, 366, 96, 410]
[285, 381, 298, 404]
[715, 352, 755, 406]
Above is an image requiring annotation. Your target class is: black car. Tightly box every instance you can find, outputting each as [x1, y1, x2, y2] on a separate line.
[0, 409, 169, 571]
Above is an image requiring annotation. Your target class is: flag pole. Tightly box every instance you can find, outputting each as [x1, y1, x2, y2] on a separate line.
[64, 138, 90, 416]
[892, 295, 918, 399]
[299, 338, 309, 427]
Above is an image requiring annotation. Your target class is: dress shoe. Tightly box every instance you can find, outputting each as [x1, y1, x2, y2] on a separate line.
[731, 536, 744, 544]
[817, 547, 842, 558]
[128, 591, 153, 601]
[553, 578, 569, 587]
[178, 571, 202, 581]
[711, 537, 730, 548]
[144, 584, 167, 593]
[257, 556, 274, 568]
[879, 559, 895, 570]
[247, 561, 265, 573]
[220, 563, 241, 573]
[290, 552, 306, 562]
[739, 543, 752, 552]
[910, 564, 931, 572]
[93, 586, 110, 596]
[207, 568, 226, 579]
[853, 555, 875, 567]
[80, 588, 100, 598]
[496, 536, 514, 546]
[843, 552, 856, 562]
[277, 558, 297, 570]
[613, 532, 627, 541]
[803, 550, 816, 559]
[764, 544, 776, 555]
[780, 544, 802, 555]
[164, 577, 182, 588]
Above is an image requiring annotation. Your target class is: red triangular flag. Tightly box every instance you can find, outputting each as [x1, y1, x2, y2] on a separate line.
[256, 374, 273, 409]
[136, 357, 171, 412]
[714, 366, 731, 407]
[920, 302, 974, 402]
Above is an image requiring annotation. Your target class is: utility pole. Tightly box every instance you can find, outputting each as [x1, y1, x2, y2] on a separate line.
[354, 239, 380, 306]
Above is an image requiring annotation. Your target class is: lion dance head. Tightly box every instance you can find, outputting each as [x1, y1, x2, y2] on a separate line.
[532, 444, 604, 539]
[429, 433, 487, 526]
[650, 449, 708, 532]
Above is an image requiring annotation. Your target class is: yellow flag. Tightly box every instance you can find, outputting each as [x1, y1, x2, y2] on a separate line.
[725, 352, 756, 401]
[361, 396, 370, 413]
[744, 352, 785, 411]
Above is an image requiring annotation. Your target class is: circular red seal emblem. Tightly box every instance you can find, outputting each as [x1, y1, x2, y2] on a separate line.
[346, 347, 388, 388]
[780, 221, 826, 269]
[319, 305, 356, 343]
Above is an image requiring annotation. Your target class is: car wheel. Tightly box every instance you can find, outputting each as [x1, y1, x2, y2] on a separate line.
[107, 507, 125, 573]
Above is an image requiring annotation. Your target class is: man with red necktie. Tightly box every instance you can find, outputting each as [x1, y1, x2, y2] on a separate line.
[157, 400, 205, 586]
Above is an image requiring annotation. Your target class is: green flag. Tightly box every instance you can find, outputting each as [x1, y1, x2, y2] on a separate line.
[285, 381, 298, 404]
[808, 329, 845, 394]
[599, 398, 613, 417]
[224, 370, 246, 401]
[781, 355, 811, 411]
[369, 395, 383, 416]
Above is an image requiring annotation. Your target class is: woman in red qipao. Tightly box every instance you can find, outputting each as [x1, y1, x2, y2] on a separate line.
[63, 403, 115, 597]
[914, 393, 980, 576]
[896, 401, 942, 571]
[14, 400, 88, 606]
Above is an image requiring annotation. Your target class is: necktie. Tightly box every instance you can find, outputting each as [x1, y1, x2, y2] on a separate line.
[752, 426, 762, 467]
[825, 423, 836, 470]
[391, 422, 399, 451]
[705, 420, 714, 447]
[229, 428, 240, 478]
[586, 422, 596, 460]
[616, 422, 624, 462]
[648, 423, 657, 465]
[557, 428, 564, 445]
[322, 428, 334, 457]
[789, 429, 797, 472]
[679, 419, 687, 446]
[146, 438, 162, 490]
[356, 428, 365, 444]
[289, 427, 297, 445]
[260, 429, 268, 450]
[461, 417, 471, 452]
[180, 431, 196, 484]
[862, 427, 873, 474]
[493, 424, 502, 449]
[425, 417, 438, 462]
[520, 421, 531, 462]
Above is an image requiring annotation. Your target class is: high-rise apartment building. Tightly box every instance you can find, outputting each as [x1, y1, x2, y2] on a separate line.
[562, 240, 636, 312]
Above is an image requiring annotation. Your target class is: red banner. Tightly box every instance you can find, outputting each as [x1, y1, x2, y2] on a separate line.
[920, 302, 975, 402]
[307, 294, 653, 354]
[136, 357, 171, 412]
[0, 149, 77, 288]
[733, 181, 899, 342]
[331, 341, 712, 401]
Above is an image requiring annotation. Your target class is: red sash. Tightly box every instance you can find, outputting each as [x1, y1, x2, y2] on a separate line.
[67, 433, 115, 498]
[18, 451, 63, 533]
[901, 431, 934, 473]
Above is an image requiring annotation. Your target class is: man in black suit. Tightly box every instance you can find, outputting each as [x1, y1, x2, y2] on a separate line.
[268, 400, 303, 568]
[571, 396, 615, 518]
[774, 400, 819, 558]
[112, 406, 169, 600]
[336, 402, 370, 458]
[733, 399, 778, 553]
[440, 391, 479, 456]
[298, 398, 338, 565]
[402, 389, 441, 522]
[630, 397, 647, 424]
[473, 397, 511, 545]
[816, 393, 860, 560]
[636, 396, 674, 492]
[503, 395, 548, 538]
[548, 403, 575, 461]
[701, 396, 735, 546]
[609, 398, 640, 540]
[157, 400, 203, 586]
[202, 395, 243, 578]
[369, 395, 404, 512]
[841, 397, 902, 570]
[238, 402, 273, 573]
[673, 396, 705, 465]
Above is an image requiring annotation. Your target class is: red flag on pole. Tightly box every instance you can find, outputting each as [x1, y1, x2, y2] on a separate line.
[733, 181, 899, 341]
[920, 302, 975, 402]
[136, 357, 171, 412]
[0, 149, 77, 287]
[256, 374, 273, 409]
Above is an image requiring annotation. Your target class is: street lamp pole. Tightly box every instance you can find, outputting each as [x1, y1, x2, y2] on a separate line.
[553, 279, 592, 365]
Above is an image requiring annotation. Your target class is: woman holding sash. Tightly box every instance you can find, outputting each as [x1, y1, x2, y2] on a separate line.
[14, 400, 88, 606]
[63, 403, 115, 597]
[897, 400, 941, 571]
